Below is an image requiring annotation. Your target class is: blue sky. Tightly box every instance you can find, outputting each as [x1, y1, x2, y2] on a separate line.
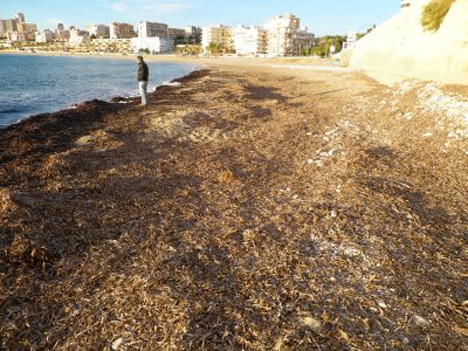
[0, 0, 398, 35]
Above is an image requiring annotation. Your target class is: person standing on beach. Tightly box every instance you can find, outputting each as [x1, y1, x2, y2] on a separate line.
[137, 55, 149, 106]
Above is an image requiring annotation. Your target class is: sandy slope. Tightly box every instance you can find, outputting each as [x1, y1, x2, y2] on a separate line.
[347, 0, 468, 85]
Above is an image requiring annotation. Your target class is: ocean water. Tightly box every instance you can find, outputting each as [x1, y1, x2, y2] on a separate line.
[0, 54, 196, 127]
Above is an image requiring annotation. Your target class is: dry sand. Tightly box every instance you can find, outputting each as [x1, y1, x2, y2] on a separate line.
[0, 62, 467, 351]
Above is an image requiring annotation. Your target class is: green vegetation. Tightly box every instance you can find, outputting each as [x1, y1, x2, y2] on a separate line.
[421, 0, 456, 31]
[309, 35, 346, 57]
[138, 48, 151, 55]
[206, 42, 235, 55]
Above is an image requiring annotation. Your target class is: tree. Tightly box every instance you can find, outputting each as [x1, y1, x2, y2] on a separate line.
[206, 42, 224, 55]
[311, 35, 346, 57]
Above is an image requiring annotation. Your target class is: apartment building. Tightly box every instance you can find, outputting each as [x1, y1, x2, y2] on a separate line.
[110, 22, 136, 39]
[68, 27, 90, 47]
[168, 27, 186, 39]
[85, 24, 110, 38]
[264, 14, 301, 56]
[202, 25, 233, 52]
[131, 37, 173, 54]
[0, 20, 6, 38]
[14, 13, 25, 23]
[36, 29, 55, 43]
[17, 22, 38, 41]
[232, 25, 268, 56]
[137, 21, 168, 38]
[5, 19, 17, 33]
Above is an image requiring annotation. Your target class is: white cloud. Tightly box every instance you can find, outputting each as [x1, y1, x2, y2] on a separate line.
[112, 1, 128, 12]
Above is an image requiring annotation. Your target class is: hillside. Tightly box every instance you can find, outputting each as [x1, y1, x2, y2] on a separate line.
[347, 0, 468, 85]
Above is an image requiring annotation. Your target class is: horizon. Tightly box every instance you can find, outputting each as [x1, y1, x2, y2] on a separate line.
[0, 0, 398, 36]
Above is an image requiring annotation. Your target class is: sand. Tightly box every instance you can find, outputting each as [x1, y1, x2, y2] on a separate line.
[0, 62, 467, 350]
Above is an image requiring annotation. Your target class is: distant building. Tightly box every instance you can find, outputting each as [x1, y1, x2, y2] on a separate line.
[85, 24, 110, 38]
[232, 25, 268, 56]
[14, 13, 25, 23]
[168, 27, 186, 39]
[36, 29, 55, 43]
[90, 38, 132, 54]
[110, 22, 136, 39]
[5, 19, 17, 33]
[17, 22, 38, 41]
[57, 23, 64, 31]
[55, 29, 70, 42]
[131, 37, 174, 54]
[202, 25, 233, 52]
[137, 21, 168, 38]
[68, 27, 90, 46]
[185, 25, 202, 44]
[0, 20, 6, 38]
[265, 14, 313, 56]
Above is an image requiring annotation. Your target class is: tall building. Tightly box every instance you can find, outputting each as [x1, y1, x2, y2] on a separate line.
[232, 25, 268, 56]
[0, 20, 6, 38]
[17, 22, 37, 41]
[85, 24, 110, 38]
[57, 23, 64, 31]
[14, 13, 25, 23]
[265, 14, 313, 56]
[110, 22, 136, 39]
[202, 25, 233, 52]
[137, 21, 168, 38]
[185, 25, 202, 44]
[168, 27, 186, 39]
[5, 19, 17, 33]
[265, 14, 300, 56]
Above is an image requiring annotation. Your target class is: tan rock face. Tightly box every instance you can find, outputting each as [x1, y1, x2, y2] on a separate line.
[348, 0, 468, 85]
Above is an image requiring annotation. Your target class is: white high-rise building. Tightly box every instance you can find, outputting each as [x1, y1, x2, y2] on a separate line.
[232, 25, 268, 56]
[265, 14, 314, 56]
[137, 21, 168, 38]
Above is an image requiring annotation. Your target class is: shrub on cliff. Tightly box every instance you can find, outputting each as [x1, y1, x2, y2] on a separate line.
[421, 0, 456, 31]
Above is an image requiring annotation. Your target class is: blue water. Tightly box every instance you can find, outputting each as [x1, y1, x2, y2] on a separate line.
[0, 54, 196, 127]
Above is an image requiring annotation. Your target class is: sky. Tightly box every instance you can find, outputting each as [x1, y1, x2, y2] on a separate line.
[0, 0, 398, 36]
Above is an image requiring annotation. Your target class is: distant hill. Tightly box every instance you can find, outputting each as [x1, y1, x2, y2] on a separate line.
[346, 0, 468, 85]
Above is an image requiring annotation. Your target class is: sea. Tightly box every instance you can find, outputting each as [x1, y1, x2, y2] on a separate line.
[0, 54, 196, 127]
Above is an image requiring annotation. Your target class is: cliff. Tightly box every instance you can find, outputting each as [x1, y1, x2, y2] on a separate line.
[347, 0, 468, 85]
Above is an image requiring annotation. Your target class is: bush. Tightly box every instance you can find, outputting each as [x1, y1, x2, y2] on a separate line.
[421, 0, 456, 31]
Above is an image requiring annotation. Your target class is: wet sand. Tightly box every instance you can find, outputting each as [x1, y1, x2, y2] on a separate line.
[1, 64, 467, 350]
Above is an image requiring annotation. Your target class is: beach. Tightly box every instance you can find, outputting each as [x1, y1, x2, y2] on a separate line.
[1, 61, 467, 350]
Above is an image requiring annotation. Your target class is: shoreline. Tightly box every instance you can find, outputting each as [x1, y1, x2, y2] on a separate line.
[0, 57, 200, 130]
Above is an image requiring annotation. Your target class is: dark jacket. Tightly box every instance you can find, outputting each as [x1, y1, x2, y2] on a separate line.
[138, 61, 149, 82]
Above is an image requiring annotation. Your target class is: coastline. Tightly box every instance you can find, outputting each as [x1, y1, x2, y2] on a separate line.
[1, 62, 467, 350]
[0, 55, 200, 129]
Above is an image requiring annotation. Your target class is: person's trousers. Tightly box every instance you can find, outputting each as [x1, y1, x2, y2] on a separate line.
[139, 81, 148, 105]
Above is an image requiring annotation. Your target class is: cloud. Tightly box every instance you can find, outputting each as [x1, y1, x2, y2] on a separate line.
[112, 1, 128, 12]
[110, 0, 189, 15]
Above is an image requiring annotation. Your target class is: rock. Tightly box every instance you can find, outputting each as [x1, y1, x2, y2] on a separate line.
[376, 300, 388, 309]
[109, 337, 124, 351]
[413, 315, 430, 327]
[300, 317, 322, 332]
